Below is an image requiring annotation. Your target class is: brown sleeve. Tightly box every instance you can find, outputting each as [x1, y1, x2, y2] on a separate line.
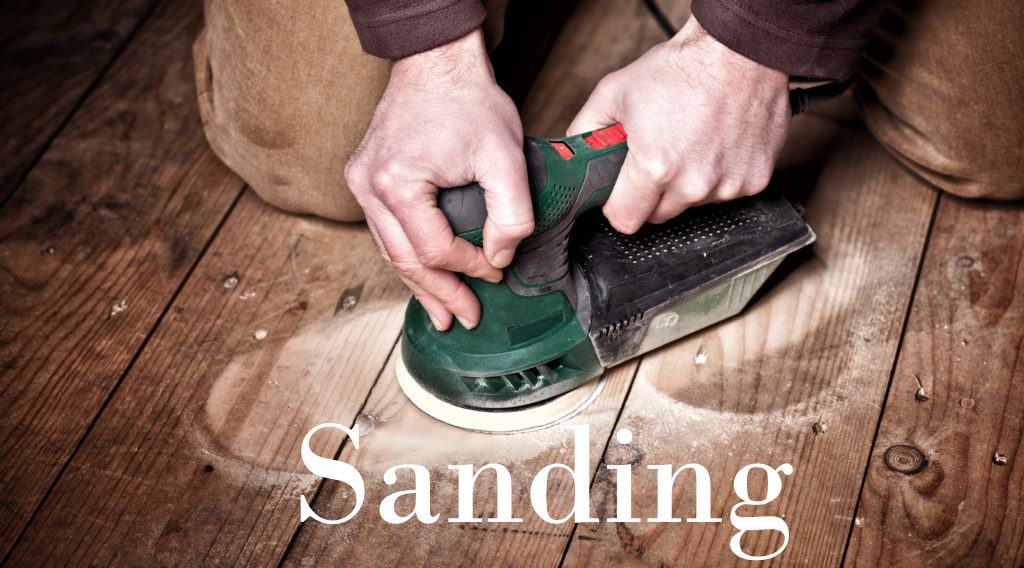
[690, 0, 888, 79]
[343, 0, 486, 59]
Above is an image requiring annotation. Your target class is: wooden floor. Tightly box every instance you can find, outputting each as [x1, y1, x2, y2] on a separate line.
[2, 1, 1022, 566]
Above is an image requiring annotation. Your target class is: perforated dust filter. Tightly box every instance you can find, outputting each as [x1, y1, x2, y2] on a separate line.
[572, 189, 814, 365]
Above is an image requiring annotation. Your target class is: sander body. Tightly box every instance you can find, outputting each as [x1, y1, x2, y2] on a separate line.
[396, 124, 815, 432]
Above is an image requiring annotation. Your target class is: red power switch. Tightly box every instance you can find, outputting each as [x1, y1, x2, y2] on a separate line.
[583, 123, 627, 149]
[551, 141, 574, 160]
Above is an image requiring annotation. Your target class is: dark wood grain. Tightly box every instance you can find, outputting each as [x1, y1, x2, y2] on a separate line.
[0, 0, 157, 202]
[845, 196, 1024, 567]
[0, 0, 242, 556]
[5, 186, 410, 565]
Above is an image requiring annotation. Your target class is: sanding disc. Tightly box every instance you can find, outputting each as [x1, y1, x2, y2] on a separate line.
[396, 351, 604, 434]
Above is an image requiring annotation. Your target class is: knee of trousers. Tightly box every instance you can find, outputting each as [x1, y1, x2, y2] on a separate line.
[192, 3, 390, 223]
[858, 84, 1024, 202]
[855, 0, 1024, 202]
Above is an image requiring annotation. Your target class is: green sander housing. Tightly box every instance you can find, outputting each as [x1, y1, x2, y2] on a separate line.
[399, 124, 814, 423]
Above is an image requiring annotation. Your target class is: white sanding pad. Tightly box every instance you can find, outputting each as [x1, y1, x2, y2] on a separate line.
[396, 350, 604, 434]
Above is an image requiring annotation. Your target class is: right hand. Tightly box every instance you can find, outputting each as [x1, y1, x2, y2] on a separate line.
[345, 28, 534, 331]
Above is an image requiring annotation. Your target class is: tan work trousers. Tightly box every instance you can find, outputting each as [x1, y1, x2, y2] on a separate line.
[193, 0, 1024, 223]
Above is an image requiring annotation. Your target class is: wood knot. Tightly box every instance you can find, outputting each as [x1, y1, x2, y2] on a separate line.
[884, 444, 926, 474]
[956, 255, 975, 268]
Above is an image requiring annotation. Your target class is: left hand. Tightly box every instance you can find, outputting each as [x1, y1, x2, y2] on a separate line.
[567, 16, 791, 234]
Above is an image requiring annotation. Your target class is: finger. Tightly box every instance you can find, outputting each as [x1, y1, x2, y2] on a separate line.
[647, 193, 691, 224]
[403, 278, 454, 332]
[567, 79, 618, 136]
[366, 213, 454, 329]
[478, 143, 534, 268]
[401, 268, 481, 330]
[364, 216, 392, 264]
[367, 211, 459, 328]
[383, 180, 502, 283]
[602, 152, 663, 234]
[372, 210, 482, 329]
[646, 171, 723, 223]
[707, 177, 746, 204]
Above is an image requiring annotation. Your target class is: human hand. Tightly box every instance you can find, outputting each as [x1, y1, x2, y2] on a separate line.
[567, 16, 791, 233]
[345, 28, 534, 331]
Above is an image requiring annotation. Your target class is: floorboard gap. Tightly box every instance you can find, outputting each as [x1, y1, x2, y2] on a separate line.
[0, 183, 246, 564]
[276, 330, 402, 567]
[557, 358, 645, 567]
[838, 190, 942, 566]
[0, 0, 165, 210]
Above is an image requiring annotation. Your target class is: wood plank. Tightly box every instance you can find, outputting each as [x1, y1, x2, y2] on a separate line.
[6, 187, 411, 565]
[0, 0, 157, 201]
[0, 0, 243, 556]
[562, 118, 939, 565]
[845, 196, 1024, 566]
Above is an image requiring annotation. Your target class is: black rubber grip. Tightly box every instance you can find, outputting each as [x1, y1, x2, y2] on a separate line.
[437, 182, 487, 234]
[437, 139, 547, 237]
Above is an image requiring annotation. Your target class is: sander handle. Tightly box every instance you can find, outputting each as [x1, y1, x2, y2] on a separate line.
[437, 80, 851, 240]
[437, 123, 627, 246]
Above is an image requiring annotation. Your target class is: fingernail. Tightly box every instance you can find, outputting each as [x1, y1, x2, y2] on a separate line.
[456, 315, 477, 330]
[484, 271, 503, 284]
[428, 313, 444, 330]
[492, 248, 514, 268]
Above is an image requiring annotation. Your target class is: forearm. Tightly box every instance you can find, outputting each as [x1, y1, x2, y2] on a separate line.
[690, 0, 888, 79]
[343, 0, 486, 59]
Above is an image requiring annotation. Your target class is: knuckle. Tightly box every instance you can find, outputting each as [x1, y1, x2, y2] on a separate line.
[655, 196, 685, 220]
[370, 166, 399, 194]
[607, 210, 641, 234]
[344, 157, 369, 193]
[390, 258, 426, 281]
[493, 217, 534, 239]
[427, 276, 463, 304]
[684, 171, 716, 197]
[370, 161, 412, 197]
[417, 245, 449, 269]
[595, 72, 621, 94]
[749, 167, 773, 194]
[717, 178, 744, 200]
[642, 157, 676, 186]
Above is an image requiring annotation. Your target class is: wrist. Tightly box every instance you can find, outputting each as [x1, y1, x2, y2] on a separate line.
[670, 17, 788, 85]
[391, 27, 494, 86]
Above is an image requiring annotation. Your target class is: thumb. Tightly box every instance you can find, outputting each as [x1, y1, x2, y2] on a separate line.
[567, 80, 619, 136]
[478, 144, 535, 269]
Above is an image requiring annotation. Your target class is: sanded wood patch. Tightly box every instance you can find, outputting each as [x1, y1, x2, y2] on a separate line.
[845, 196, 1024, 566]
[284, 355, 639, 567]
